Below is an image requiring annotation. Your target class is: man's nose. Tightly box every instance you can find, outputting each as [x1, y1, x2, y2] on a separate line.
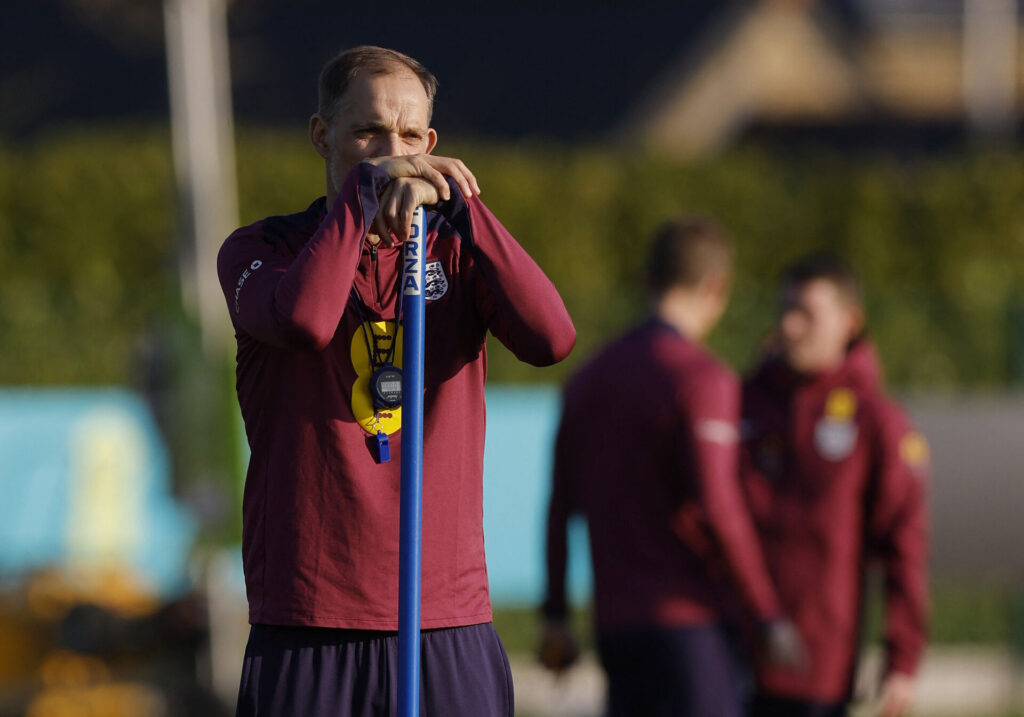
[381, 133, 403, 156]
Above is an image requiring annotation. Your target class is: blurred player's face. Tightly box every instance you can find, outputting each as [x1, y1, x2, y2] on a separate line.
[311, 69, 437, 200]
[778, 279, 863, 374]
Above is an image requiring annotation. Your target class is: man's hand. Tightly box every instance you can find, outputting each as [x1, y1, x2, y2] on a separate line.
[760, 618, 807, 672]
[537, 619, 579, 676]
[370, 177, 440, 245]
[367, 154, 481, 201]
[366, 154, 481, 245]
[878, 672, 916, 717]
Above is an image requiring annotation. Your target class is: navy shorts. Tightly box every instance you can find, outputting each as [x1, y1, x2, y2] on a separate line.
[748, 694, 847, 717]
[236, 622, 513, 717]
[597, 623, 742, 717]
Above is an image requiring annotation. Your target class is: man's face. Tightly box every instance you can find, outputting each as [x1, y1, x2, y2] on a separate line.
[778, 278, 862, 374]
[311, 69, 437, 197]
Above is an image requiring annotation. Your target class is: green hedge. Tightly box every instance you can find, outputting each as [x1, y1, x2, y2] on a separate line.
[452, 143, 1024, 388]
[0, 126, 177, 384]
[493, 580, 1024, 653]
[2, 126, 1023, 390]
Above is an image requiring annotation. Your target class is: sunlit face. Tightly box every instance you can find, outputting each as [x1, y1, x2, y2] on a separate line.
[310, 69, 437, 200]
[778, 278, 863, 374]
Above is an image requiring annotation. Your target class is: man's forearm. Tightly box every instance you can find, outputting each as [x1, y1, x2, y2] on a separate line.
[437, 183, 576, 366]
[219, 162, 389, 349]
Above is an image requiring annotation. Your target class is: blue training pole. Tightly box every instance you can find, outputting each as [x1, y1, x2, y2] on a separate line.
[398, 206, 426, 717]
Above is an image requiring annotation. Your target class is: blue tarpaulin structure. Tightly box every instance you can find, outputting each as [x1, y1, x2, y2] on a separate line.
[0, 388, 195, 597]
[481, 386, 592, 606]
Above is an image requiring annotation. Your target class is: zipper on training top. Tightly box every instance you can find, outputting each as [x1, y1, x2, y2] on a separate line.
[368, 241, 379, 306]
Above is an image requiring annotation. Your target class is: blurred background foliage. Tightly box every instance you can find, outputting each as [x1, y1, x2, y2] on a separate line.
[2, 125, 1024, 659]
[3, 2, 1022, 712]
[5, 124, 1024, 554]
[2, 125, 1023, 392]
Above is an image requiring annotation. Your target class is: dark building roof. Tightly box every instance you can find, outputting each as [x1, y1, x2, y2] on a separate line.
[228, 1, 723, 141]
[0, 1, 170, 137]
[4, 0, 1020, 149]
[2, 0, 722, 141]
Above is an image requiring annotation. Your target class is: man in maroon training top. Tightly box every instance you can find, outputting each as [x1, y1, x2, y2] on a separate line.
[740, 253, 929, 717]
[217, 46, 575, 716]
[540, 218, 801, 717]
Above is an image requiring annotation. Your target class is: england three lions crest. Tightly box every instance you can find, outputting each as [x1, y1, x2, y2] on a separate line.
[424, 260, 448, 301]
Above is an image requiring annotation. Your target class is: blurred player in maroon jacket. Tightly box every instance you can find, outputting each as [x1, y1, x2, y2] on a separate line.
[541, 218, 803, 717]
[740, 254, 930, 717]
[218, 46, 575, 717]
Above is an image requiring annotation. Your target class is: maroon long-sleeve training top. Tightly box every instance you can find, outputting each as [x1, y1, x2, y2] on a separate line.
[740, 340, 930, 702]
[543, 320, 782, 633]
[217, 162, 575, 630]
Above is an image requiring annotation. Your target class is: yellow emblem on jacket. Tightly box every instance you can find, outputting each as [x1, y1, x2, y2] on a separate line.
[350, 320, 403, 435]
[825, 387, 857, 421]
[899, 431, 930, 468]
[815, 387, 859, 461]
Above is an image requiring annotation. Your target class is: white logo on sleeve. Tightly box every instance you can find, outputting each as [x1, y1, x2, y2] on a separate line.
[424, 260, 448, 301]
[695, 419, 739, 446]
[234, 259, 264, 312]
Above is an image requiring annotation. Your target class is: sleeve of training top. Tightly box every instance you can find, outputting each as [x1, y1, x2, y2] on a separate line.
[677, 367, 783, 622]
[867, 403, 930, 678]
[216, 162, 391, 350]
[542, 398, 576, 621]
[435, 180, 576, 366]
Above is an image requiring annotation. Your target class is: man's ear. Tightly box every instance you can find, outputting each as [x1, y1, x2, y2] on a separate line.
[704, 270, 732, 304]
[425, 128, 438, 154]
[310, 114, 331, 160]
[848, 305, 866, 339]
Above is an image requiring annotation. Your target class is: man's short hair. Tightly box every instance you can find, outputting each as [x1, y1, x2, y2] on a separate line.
[780, 251, 862, 306]
[318, 45, 439, 123]
[644, 216, 734, 295]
